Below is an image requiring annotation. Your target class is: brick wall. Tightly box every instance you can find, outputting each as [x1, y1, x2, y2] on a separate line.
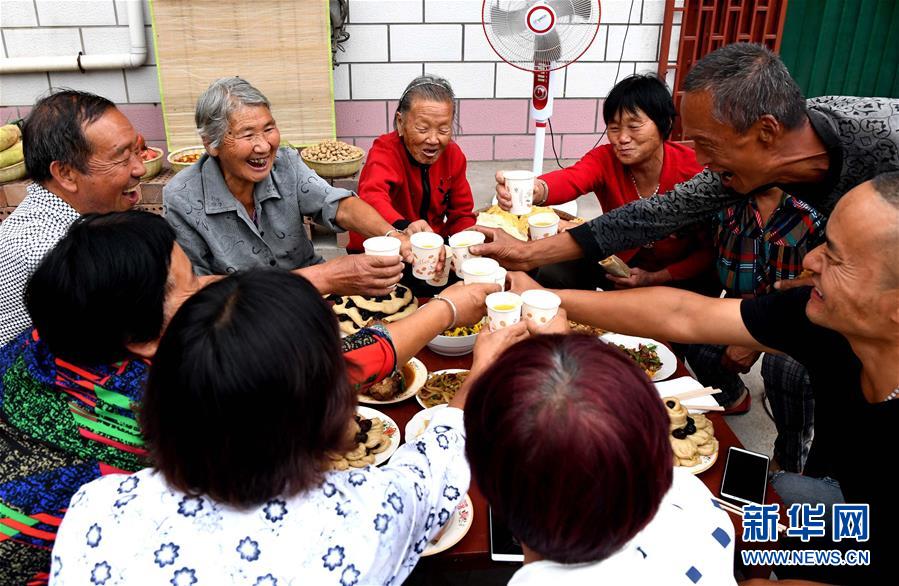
[1, 0, 682, 164]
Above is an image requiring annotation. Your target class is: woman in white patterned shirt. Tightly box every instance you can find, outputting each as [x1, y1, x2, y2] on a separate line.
[49, 270, 527, 585]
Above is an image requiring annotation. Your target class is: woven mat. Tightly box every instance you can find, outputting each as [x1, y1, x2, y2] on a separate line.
[151, 0, 335, 151]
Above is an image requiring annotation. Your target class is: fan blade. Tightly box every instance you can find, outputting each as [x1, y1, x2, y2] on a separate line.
[534, 28, 562, 64]
[545, 0, 593, 20]
[490, 3, 529, 36]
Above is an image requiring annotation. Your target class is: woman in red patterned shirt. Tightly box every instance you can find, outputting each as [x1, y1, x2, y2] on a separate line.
[496, 74, 716, 293]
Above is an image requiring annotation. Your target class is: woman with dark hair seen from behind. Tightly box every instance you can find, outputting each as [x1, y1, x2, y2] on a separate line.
[0, 211, 207, 584]
[494, 74, 716, 295]
[49, 270, 530, 584]
[465, 335, 736, 584]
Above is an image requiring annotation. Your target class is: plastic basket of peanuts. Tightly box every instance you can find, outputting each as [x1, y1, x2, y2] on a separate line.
[298, 139, 365, 178]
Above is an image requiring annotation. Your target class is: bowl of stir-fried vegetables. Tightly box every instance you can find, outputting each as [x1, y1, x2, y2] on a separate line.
[426, 319, 485, 356]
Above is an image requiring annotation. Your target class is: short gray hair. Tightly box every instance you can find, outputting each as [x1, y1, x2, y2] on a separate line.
[682, 43, 805, 134]
[394, 74, 457, 131]
[195, 77, 271, 148]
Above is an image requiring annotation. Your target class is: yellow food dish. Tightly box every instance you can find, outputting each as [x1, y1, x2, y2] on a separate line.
[441, 321, 485, 337]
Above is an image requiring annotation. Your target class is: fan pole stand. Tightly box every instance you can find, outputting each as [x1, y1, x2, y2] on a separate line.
[532, 120, 547, 176]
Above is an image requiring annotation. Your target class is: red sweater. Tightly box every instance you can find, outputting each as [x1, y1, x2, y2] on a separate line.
[542, 141, 713, 281]
[348, 131, 476, 251]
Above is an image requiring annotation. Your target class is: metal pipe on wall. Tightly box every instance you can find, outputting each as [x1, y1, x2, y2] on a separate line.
[0, 1, 147, 74]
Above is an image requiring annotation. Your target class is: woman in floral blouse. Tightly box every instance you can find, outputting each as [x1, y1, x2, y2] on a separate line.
[49, 270, 522, 585]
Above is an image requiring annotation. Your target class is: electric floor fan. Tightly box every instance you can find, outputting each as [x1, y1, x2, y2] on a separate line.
[483, 0, 600, 215]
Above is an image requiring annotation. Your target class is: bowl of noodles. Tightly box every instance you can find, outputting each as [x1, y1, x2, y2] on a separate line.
[417, 369, 470, 409]
[426, 319, 484, 356]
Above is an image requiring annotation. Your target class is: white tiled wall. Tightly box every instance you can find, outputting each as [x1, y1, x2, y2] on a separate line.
[35, 0, 117, 26]
[1, 0, 680, 114]
[1, 0, 157, 106]
[424, 62, 495, 98]
[348, 0, 422, 23]
[390, 24, 463, 62]
[350, 62, 423, 99]
[335, 0, 678, 100]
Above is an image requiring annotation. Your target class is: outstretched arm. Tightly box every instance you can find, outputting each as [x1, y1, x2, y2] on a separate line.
[558, 286, 771, 350]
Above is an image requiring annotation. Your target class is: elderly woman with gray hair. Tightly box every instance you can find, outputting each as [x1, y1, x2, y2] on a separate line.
[346, 74, 476, 254]
[164, 77, 411, 296]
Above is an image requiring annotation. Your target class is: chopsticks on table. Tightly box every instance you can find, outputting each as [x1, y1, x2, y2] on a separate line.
[712, 496, 787, 534]
[662, 387, 726, 412]
[669, 386, 721, 401]
[682, 403, 725, 412]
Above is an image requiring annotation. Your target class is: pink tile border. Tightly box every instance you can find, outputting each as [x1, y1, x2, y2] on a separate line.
[528, 99, 598, 134]
[494, 134, 553, 160]
[354, 136, 377, 153]
[595, 99, 607, 132]
[454, 135, 493, 161]
[561, 134, 608, 159]
[1, 108, 20, 125]
[117, 104, 166, 141]
[459, 99, 528, 135]
[335, 101, 388, 138]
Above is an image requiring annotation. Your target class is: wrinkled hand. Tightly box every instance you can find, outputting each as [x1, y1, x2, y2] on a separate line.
[395, 232, 414, 264]
[557, 219, 582, 233]
[495, 170, 514, 211]
[404, 219, 432, 234]
[436, 281, 500, 326]
[506, 270, 542, 295]
[471, 319, 530, 375]
[325, 254, 404, 297]
[526, 308, 570, 335]
[468, 226, 535, 271]
[773, 274, 814, 291]
[721, 345, 762, 374]
[607, 267, 665, 289]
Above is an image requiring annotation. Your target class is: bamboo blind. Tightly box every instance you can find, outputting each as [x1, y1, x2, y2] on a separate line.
[151, 0, 335, 150]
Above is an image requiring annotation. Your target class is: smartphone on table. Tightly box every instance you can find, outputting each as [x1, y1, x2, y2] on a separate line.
[489, 507, 524, 562]
[720, 446, 770, 506]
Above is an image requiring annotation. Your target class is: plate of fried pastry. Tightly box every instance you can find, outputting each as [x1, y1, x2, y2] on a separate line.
[325, 407, 400, 470]
[359, 358, 427, 405]
[664, 396, 718, 475]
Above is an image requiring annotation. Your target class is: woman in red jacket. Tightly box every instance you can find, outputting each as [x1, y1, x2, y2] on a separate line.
[347, 75, 476, 254]
[496, 74, 716, 293]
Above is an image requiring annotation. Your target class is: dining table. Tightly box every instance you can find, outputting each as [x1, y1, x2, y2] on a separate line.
[374, 342, 784, 577]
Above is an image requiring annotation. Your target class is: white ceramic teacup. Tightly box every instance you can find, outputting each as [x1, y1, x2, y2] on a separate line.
[504, 170, 535, 215]
[410, 232, 444, 280]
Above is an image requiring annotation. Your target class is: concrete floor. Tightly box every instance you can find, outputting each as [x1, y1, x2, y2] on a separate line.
[315, 158, 777, 458]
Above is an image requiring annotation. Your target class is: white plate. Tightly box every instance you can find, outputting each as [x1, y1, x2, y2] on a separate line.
[655, 376, 718, 413]
[421, 494, 474, 556]
[358, 358, 427, 405]
[355, 406, 401, 466]
[416, 369, 469, 410]
[405, 404, 449, 441]
[600, 333, 676, 381]
[680, 448, 718, 475]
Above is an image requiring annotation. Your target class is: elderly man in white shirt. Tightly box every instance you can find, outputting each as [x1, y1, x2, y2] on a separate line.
[0, 90, 145, 345]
